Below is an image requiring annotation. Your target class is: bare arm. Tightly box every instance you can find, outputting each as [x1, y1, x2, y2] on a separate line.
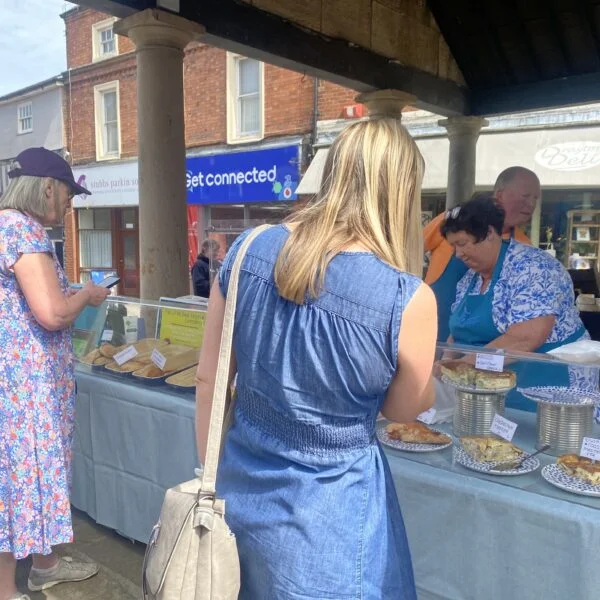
[195, 279, 237, 463]
[381, 283, 438, 423]
[485, 315, 555, 353]
[13, 253, 109, 331]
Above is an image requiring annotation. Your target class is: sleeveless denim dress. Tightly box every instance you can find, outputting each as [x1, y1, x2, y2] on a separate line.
[217, 226, 420, 600]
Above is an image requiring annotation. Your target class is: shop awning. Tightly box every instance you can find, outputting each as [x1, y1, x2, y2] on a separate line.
[296, 148, 329, 196]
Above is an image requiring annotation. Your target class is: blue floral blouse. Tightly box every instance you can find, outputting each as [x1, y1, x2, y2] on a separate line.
[453, 240, 585, 344]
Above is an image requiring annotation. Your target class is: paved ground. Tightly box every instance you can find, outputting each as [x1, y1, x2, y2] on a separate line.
[15, 509, 144, 600]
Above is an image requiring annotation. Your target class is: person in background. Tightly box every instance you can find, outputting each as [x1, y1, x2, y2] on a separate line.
[442, 195, 588, 411]
[191, 239, 220, 298]
[0, 148, 110, 600]
[424, 166, 540, 341]
[195, 118, 437, 599]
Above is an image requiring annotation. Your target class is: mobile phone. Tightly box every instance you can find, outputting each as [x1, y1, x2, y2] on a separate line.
[98, 275, 121, 289]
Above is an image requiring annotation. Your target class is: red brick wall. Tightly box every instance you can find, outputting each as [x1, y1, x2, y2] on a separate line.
[318, 81, 360, 120]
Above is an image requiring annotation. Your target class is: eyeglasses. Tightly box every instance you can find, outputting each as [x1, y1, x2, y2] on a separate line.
[445, 206, 461, 219]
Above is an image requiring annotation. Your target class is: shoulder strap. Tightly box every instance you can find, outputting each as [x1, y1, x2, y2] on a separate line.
[200, 225, 272, 496]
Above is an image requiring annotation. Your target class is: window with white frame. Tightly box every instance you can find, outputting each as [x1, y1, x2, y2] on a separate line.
[227, 54, 264, 143]
[94, 82, 120, 160]
[92, 18, 118, 61]
[17, 102, 33, 134]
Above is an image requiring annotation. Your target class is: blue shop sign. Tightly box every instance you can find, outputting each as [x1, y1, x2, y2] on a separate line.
[186, 145, 300, 205]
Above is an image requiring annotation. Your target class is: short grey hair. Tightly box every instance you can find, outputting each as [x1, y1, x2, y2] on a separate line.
[493, 166, 539, 193]
[0, 175, 57, 219]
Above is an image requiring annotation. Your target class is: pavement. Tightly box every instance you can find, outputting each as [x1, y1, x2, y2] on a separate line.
[15, 509, 144, 600]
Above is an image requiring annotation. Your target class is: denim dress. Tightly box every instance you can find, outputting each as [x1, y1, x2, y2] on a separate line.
[217, 226, 420, 600]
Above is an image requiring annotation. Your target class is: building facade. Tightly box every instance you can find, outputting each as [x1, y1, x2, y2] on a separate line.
[61, 6, 359, 296]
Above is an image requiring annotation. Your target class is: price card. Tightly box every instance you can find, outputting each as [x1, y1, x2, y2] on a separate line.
[490, 414, 518, 442]
[580, 437, 600, 461]
[416, 408, 437, 425]
[151, 348, 167, 370]
[101, 330, 113, 342]
[113, 346, 138, 366]
[475, 353, 505, 372]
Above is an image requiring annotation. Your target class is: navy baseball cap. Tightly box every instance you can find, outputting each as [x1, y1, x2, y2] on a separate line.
[8, 147, 91, 195]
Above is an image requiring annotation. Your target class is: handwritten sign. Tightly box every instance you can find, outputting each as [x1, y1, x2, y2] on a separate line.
[151, 349, 167, 370]
[580, 437, 600, 461]
[159, 308, 206, 348]
[490, 414, 518, 442]
[114, 346, 138, 366]
[101, 330, 113, 342]
[476, 353, 505, 372]
[416, 408, 437, 425]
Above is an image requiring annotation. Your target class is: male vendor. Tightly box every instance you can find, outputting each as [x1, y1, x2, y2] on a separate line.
[424, 166, 541, 340]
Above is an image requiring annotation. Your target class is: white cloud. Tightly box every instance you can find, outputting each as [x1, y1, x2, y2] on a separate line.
[0, 0, 77, 96]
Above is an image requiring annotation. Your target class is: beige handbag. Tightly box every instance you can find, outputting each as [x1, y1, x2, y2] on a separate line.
[142, 225, 271, 600]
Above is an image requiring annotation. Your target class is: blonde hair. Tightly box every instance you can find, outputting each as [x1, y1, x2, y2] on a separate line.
[274, 118, 424, 304]
[0, 174, 56, 220]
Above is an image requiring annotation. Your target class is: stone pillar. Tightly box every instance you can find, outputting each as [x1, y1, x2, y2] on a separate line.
[355, 89, 417, 120]
[438, 116, 488, 209]
[115, 10, 204, 300]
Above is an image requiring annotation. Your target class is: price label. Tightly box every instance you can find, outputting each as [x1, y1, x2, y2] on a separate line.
[475, 353, 505, 372]
[114, 346, 138, 366]
[416, 408, 437, 425]
[151, 349, 167, 370]
[490, 414, 518, 442]
[580, 437, 600, 461]
[101, 330, 113, 342]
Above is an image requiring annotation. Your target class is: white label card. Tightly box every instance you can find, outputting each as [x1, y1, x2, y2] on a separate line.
[580, 437, 600, 461]
[101, 330, 113, 341]
[490, 414, 518, 442]
[114, 346, 138, 366]
[416, 408, 437, 425]
[475, 353, 505, 372]
[151, 349, 167, 370]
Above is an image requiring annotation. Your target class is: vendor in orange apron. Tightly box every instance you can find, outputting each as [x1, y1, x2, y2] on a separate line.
[443, 197, 589, 412]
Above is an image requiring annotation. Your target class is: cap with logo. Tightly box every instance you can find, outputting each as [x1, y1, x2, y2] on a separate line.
[8, 147, 91, 195]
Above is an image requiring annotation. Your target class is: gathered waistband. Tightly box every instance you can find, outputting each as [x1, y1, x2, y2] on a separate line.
[235, 387, 376, 453]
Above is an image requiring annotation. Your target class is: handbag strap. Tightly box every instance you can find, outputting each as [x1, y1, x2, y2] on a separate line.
[200, 224, 272, 496]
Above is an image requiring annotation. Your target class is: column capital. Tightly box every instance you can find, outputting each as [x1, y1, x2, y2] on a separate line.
[114, 8, 205, 50]
[438, 116, 489, 137]
[355, 89, 416, 119]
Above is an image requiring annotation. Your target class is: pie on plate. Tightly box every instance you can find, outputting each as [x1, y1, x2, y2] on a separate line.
[440, 360, 516, 391]
[461, 436, 524, 463]
[386, 422, 451, 445]
[557, 454, 600, 486]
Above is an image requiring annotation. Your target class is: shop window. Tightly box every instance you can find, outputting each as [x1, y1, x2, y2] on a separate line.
[94, 82, 120, 160]
[92, 18, 118, 61]
[17, 102, 33, 134]
[227, 53, 264, 143]
[78, 208, 114, 282]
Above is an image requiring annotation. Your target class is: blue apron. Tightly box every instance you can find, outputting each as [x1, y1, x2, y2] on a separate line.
[449, 241, 586, 411]
[431, 255, 468, 342]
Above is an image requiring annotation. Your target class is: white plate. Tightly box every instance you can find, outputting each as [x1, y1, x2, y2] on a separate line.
[541, 464, 600, 497]
[453, 446, 540, 476]
[440, 375, 514, 395]
[376, 423, 452, 453]
[517, 386, 600, 406]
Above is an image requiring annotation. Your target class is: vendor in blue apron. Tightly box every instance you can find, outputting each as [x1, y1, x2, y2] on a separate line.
[441, 195, 589, 412]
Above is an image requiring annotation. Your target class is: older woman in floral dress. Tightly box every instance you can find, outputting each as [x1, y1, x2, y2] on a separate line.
[0, 148, 109, 600]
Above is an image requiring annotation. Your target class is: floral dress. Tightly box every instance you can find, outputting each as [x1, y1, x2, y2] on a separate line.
[0, 210, 75, 559]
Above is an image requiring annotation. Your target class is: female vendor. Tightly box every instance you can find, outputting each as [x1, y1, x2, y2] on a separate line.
[441, 195, 589, 411]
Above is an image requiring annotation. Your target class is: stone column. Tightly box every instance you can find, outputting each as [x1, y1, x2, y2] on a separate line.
[115, 10, 204, 300]
[438, 116, 488, 209]
[355, 89, 417, 120]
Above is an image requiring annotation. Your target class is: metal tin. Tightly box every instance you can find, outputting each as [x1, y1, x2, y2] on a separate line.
[453, 390, 506, 437]
[536, 403, 594, 456]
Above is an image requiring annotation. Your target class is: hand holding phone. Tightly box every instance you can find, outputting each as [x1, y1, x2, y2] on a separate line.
[98, 275, 121, 289]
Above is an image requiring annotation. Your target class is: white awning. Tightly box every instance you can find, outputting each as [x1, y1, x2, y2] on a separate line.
[296, 148, 329, 195]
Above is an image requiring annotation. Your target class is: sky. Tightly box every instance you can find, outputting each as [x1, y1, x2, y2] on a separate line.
[0, 0, 77, 96]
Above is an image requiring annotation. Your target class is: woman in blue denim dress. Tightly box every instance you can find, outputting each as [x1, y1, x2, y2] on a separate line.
[195, 119, 438, 599]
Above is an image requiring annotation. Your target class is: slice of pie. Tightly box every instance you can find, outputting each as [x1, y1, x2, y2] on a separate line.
[440, 361, 515, 391]
[440, 361, 474, 387]
[474, 369, 516, 391]
[386, 422, 451, 445]
[557, 454, 600, 486]
[461, 436, 524, 463]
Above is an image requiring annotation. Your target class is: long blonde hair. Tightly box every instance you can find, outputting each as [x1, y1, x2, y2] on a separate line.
[275, 118, 424, 303]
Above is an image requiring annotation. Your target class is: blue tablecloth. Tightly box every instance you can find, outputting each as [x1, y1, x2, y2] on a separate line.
[72, 371, 600, 600]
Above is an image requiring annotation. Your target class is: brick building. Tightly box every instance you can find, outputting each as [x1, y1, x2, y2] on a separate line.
[61, 6, 359, 296]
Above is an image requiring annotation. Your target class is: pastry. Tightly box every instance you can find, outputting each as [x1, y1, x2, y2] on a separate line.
[440, 361, 515, 390]
[386, 422, 451, 445]
[99, 343, 122, 359]
[557, 454, 600, 486]
[461, 436, 523, 463]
